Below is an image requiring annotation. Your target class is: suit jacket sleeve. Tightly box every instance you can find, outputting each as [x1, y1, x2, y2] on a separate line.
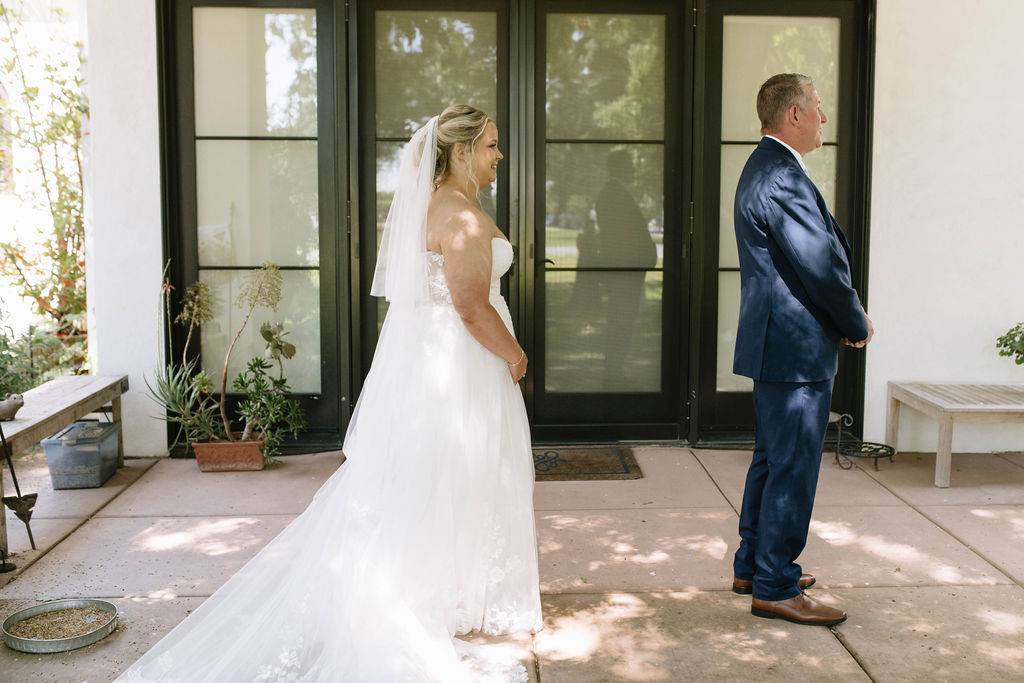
[764, 169, 869, 343]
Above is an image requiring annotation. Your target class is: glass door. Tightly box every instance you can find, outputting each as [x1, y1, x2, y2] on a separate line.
[697, 0, 870, 439]
[169, 0, 344, 445]
[531, 1, 687, 440]
[356, 0, 509, 378]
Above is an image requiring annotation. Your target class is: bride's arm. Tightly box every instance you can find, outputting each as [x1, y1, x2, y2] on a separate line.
[441, 208, 527, 382]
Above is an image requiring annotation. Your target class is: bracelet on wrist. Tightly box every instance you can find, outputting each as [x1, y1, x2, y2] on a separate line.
[509, 350, 525, 367]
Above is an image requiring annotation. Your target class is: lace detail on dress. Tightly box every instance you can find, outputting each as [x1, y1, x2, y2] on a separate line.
[425, 239, 514, 307]
[425, 250, 452, 305]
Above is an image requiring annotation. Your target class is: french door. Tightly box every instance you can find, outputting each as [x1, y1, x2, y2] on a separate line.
[529, 1, 689, 440]
[161, 0, 872, 445]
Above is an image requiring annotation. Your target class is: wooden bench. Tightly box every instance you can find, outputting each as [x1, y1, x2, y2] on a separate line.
[886, 382, 1024, 487]
[0, 375, 129, 555]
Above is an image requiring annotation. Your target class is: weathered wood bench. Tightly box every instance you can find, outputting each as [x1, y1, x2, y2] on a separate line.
[886, 381, 1024, 487]
[0, 375, 129, 555]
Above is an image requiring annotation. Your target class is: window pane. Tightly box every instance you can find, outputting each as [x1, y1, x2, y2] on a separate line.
[193, 8, 317, 137]
[718, 144, 755, 269]
[196, 140, 319, 267]
[545, 270, 662, 394]
[717, 272, 752, 393]
[720, 15, 839, 142]
[804, 145, 836, 209]
[545, 143, 663, 268]
[375, 11, 497, 137]
[546, 14, 665, 140]
[200, 269, 321, 394]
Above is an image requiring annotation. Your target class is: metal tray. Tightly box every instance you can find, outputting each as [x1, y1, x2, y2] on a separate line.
[2, 598, 118, 653]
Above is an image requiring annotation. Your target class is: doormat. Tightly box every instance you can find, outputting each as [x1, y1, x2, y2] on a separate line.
[532, 445, 643, 481]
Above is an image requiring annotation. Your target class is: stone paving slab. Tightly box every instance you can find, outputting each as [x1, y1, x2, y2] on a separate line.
[0, 596, 201, 682]
[806, 506, 1013, 588]
[0, 517, 86, 588]
[832, 585, 1024, 682]
[4, 456, 158, 520]
[693, 450, 905, 509]
[0, 515, 295, 600]
[99, 452, 344, 517]
[536, 590, 870, 682]
[535, 447, 729, 511]
[537, 508, 737, 593]
[860, 452, 1024, 505]
[917, 504, 1024, 584]
[1000, 452, 1024, 469]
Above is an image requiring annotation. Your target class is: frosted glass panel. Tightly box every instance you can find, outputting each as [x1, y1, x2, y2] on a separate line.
[718, 144, 754, 269]
[375, 11, 497, 137]
[721, 15, 839, 142]
[717, 272, 752, 393]
[547, 14, 664, 140]
[200, 270, 321, 394]
[545, 144, 663, 268]
[196, 140, 319, 267]
[805, 145, 836, 209]
[546, 271, 662, 393]
[194, 8, 317, 137]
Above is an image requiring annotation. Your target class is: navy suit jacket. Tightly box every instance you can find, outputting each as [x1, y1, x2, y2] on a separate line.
[733, 137, 868, 383]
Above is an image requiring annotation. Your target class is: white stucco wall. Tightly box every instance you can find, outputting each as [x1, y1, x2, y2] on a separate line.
[82, 0, 166, 456]
[864, 0, 1024, 451]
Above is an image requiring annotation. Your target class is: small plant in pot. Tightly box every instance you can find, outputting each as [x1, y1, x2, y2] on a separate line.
[147, 263, 306, 470]
[997, 323, 1024, 366]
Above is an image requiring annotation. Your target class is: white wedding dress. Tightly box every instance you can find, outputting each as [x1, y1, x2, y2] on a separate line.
[118, 238, 542, 682]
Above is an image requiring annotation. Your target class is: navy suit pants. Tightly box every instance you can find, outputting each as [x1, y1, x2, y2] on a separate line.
[733, 378, 834, 601]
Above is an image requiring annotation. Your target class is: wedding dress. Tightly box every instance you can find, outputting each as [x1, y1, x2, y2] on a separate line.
[117, 237, 542, 682]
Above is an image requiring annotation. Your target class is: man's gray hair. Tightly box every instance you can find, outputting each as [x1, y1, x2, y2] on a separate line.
[756, 73, 814, 133]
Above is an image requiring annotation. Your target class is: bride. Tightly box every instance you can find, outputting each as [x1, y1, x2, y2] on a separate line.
[117, 105, 542, 682]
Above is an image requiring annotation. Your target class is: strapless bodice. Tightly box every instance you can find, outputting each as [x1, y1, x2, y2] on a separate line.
[426, 237, 513, 306]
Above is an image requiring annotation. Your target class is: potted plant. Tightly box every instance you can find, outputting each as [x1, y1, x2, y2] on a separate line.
[997, 323, 1024, 366]
[146, 262, 306, 470]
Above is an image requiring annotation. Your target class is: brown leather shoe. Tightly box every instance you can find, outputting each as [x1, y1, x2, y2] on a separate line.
[751, 593, 847, 626]
[732, 574, 816, 595]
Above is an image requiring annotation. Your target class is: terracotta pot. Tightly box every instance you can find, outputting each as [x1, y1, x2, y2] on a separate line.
[191, 440, 265, 472]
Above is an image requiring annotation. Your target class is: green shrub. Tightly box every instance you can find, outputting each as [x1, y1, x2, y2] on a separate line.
[997, 323, 1024, 366]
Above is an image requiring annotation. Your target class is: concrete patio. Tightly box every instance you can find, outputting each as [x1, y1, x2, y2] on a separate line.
[1, 443, 1023, 681]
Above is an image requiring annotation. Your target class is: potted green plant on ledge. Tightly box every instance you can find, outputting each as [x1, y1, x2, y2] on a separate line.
[997, 323, 1024, 366]
[147, 263, 306, 471]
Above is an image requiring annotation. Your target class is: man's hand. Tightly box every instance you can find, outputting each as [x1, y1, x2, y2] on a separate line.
[843, 313, 874, 348]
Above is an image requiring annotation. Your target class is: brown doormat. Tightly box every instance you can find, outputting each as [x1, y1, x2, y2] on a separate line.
[532, 445, 643, 481]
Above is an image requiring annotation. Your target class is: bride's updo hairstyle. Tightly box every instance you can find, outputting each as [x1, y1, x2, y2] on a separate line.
[433, 104, 492, 190]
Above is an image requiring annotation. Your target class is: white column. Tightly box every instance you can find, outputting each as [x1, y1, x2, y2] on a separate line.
[82, 0, 166, 456]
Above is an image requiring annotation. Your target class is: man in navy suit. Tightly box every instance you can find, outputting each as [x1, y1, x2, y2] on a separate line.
[730, 74, 873, 626]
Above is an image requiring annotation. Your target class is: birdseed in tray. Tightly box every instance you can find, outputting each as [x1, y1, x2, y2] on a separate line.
[7, 606, 113, 640]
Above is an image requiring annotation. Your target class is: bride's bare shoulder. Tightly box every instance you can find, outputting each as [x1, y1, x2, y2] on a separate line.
[427, 190, 494, 251]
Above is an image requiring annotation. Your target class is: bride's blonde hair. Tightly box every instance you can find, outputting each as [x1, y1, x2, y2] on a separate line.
[433, 104, 492, 192]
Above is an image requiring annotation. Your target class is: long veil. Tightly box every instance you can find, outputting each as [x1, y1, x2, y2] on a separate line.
[370, 116, 438, 304]
[115, 114, 536, 683]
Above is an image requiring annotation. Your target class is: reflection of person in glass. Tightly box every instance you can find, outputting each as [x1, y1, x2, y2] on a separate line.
[595, 150, 656, 388]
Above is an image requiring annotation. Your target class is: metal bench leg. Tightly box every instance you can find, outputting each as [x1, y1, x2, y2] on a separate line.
[935, 415, 954, 488]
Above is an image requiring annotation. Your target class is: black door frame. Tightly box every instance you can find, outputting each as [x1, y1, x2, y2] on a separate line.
[157, 0, 873, 446]
[529, 0, 691, 442]
[693, 0, 874, 443]
[157, 0, 348, 450]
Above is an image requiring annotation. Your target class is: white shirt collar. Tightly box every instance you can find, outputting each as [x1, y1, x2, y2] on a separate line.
[764, 135, 807, 173]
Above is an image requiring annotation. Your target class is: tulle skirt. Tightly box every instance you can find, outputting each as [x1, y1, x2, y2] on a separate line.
[117, 297, 542, 682]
